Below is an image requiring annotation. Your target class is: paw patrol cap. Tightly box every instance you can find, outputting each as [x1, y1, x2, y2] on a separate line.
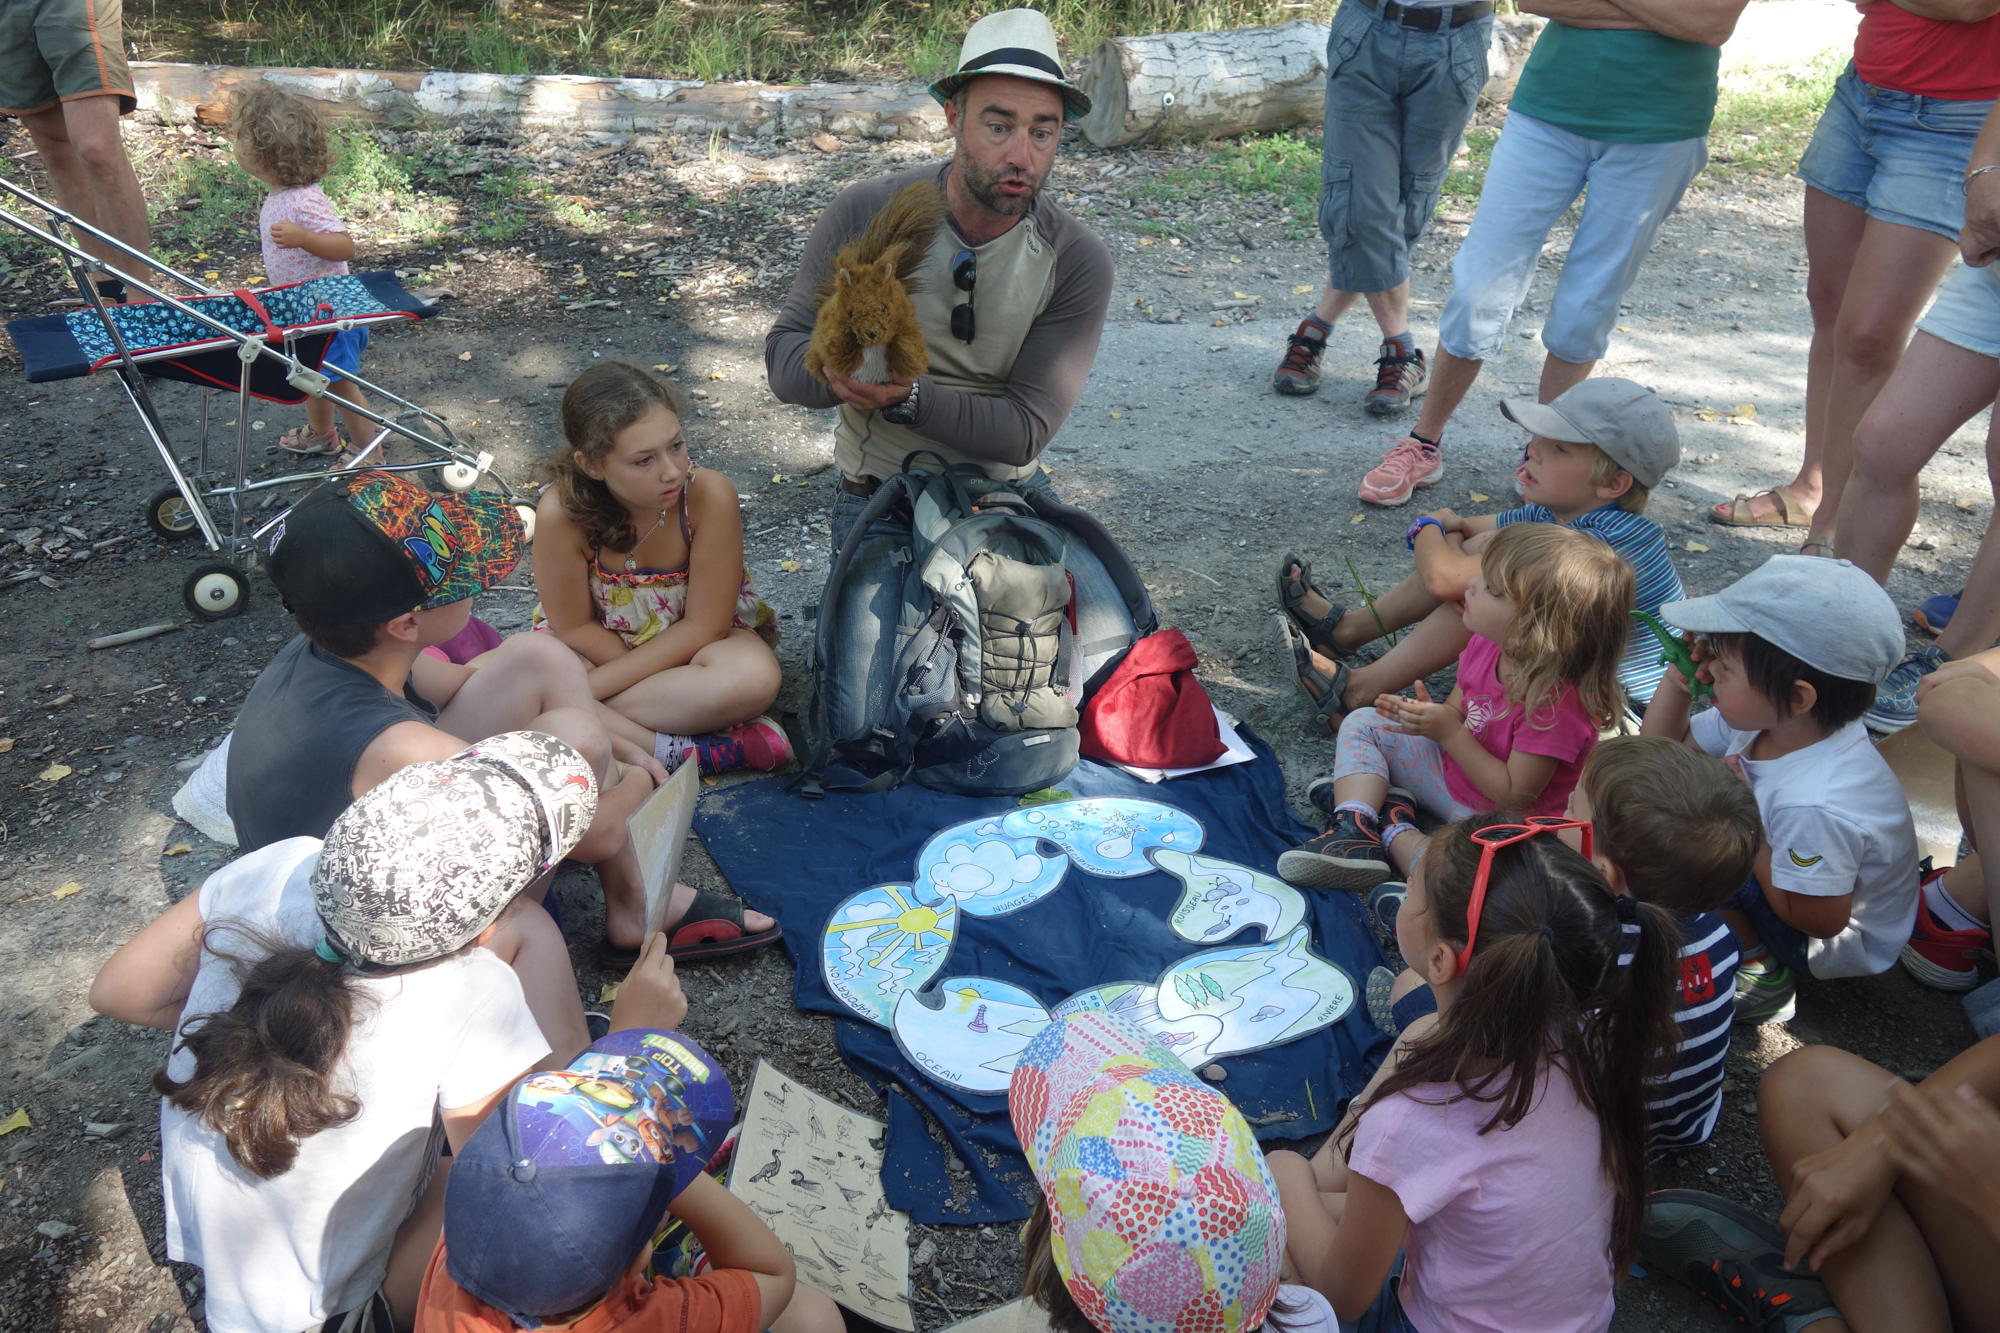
[1010, 1012, 1286, 1333]
[444, 1030, 732, 1326]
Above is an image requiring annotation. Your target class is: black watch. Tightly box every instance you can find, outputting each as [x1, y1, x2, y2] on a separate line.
[880, 379, 921, 425]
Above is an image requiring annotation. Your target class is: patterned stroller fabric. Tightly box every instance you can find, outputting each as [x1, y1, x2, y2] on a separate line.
[65, 275, 397, 365]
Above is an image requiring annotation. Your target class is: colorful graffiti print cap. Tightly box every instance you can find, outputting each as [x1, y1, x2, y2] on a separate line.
[445, 1030, 734, 1326]
[265, 469, 524, 625]
[313, 731, 596, 967]
[1010, 1012, 1286, 1333]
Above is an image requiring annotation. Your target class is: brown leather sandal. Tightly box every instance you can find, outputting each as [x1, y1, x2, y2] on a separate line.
[1711, 487, 1813, 528]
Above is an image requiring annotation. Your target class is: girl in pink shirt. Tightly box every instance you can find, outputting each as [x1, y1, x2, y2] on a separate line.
[229, 82, 374, 458]
[1279, 523, 1633, 892]
[1268, 815, 1682, 1332]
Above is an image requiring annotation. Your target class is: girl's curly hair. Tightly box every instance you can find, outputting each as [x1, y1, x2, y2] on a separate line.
[551, 361, 689, 555]
[229, 82, 335, 189]
[1481, 522, 1633, 731]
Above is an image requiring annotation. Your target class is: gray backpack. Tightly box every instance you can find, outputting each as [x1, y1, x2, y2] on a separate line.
[800, 458, 1157, 798]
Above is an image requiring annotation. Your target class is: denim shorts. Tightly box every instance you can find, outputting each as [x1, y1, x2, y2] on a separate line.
[319, 325, 369, 384]
[1337, 1253, 1414, 1333]
[1438, 110, 1706, 364]
[1798, 64, 1993, 242]
[1318, 0, 1492, 294]
[1918, 259, 2000, 359]
[1725, 874, 1813, 975]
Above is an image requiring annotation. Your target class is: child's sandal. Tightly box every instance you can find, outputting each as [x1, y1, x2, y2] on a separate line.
[278, 425, 341, 456]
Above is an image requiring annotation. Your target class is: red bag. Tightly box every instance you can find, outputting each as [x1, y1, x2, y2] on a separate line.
[1078, 628, 1226, 768]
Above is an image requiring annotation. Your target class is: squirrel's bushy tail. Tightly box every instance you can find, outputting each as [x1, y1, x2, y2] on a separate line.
[812, 179, 947, 311]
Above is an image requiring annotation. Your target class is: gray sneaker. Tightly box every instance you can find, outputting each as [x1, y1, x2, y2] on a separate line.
[1639, 1190, 1838, 1332]
[1734, 961, 1797, 1025]
[1864, 644, 1946, 735]
[1365, 343, 1428, 415]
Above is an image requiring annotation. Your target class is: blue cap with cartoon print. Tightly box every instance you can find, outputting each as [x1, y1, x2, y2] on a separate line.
[442, 1030, 733, 1325]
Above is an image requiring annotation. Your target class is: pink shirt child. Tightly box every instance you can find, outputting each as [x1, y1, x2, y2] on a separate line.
[259, 184, 350, 287]
[1350, 1067, 1618, 1333]
[1440, 634, 1599, 819]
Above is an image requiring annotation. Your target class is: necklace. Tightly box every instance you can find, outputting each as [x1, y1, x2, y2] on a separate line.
[624, 511, 669, 572]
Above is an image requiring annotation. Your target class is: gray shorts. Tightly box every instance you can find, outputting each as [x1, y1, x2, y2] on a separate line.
[0, 0, 135, 117]
[1319, 0, 1493, 295]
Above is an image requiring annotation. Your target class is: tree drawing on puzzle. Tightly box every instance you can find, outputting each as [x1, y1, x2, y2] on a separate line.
[1053, 981, 1226, 1066]
[999, 797, 1206, 878]
[891, 977, 1052, 1095]
[1149, 848, 1308, 944]
[820, 884, 958, 1029]
[914, 815, 1068, 918]
[1154, 926, 1357, 1058]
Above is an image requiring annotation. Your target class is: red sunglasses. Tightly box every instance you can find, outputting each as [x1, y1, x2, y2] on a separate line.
[1459, 817, 1593, 965]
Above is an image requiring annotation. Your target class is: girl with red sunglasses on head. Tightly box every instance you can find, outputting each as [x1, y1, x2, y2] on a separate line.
[1267, 814, 1682, 1333]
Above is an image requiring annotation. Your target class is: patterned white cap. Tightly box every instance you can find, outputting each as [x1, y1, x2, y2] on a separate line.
[312, 731, 597, 966]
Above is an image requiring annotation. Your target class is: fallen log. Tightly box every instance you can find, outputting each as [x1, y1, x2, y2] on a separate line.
[1076, 16, 1544, 148]
[130, 63, 948, 143]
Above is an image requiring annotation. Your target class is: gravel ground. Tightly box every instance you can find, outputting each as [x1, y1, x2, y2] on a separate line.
[0, 102, 1989, 1333]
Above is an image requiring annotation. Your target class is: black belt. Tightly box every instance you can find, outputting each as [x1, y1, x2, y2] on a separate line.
[1356, 0, 1493, 29]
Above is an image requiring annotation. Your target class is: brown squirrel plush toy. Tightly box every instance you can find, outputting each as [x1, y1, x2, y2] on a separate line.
[805, 180, 947, 386]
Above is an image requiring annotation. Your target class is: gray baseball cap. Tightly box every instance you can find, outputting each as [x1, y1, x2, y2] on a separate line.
[1499, 378, 1681, 490]
[1659, 555, 1904, 685]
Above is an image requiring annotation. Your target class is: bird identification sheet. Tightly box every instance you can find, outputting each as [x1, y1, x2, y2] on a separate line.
[728, 1060, 915, 1330]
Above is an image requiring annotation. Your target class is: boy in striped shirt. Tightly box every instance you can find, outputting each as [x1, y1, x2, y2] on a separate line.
[1567, 735, 1762, 1152]
[1279, 377, 1684, 726]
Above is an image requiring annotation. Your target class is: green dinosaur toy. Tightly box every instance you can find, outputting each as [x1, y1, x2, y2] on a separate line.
[1633, 610, 1713, 704]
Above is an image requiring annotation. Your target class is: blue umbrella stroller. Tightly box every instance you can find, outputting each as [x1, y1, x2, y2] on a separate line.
[1, 177, 535, 619]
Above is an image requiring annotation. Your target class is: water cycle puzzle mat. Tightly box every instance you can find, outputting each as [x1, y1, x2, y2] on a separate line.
[816, 797, 1356, 1097]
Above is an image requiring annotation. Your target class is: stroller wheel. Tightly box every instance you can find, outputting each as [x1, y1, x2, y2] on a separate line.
[184, 562, 249, 620]
[144, 485, 201, 541]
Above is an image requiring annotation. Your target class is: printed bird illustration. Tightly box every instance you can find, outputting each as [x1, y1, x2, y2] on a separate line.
[748, 1149, 782, 1185]
[861, 1240, 896, 1281]
[810, 1152, 840, 1174]
[789, 1169, 825, 1195]
[856, 1282, 908, 1309]
[813, 1238, 849, 1273]
[794, 1203, 828, 1222]
[757, 1117, 799, 1146]
[786, 1243, 825, 1275]
[809, 1110, 825, 1144]
[826, 1223, 860, 1249]
[833, 1180, 866, 1206]
[747, 1201, 784, 1222]
[868, 1129, 886, 1152]
[864, 1197, 890, 1228]
[836, 1119, 855, 1145]
[762, 1081, 793, 1111]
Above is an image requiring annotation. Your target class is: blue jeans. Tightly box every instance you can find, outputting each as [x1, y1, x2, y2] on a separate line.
[1438, 110, 1707, 364]
[1338, 1254, 1414, 1333]
[1798, 64, 1992, 243]
[1726, 874, 1812, 975]
[1318, 0, 1492, 294]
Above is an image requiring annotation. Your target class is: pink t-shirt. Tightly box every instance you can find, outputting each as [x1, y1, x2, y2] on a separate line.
[1350, 1068, 1617, 1333]
[259, 184, 349, 287]
[1440, 634, 1598, 819]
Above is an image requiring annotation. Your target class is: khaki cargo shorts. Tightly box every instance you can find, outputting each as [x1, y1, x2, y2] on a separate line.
[0, 0, 136, 117]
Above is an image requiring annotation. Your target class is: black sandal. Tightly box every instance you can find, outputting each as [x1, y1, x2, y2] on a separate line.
[1275, 616, 1353, 734]
[599, 888, 783, 968]
[1275, 553, 1350, 658]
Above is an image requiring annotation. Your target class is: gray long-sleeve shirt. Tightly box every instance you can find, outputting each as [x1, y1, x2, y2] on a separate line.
[765, 163, 1114, 483]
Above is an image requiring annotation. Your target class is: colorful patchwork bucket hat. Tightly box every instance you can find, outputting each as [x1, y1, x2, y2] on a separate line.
[1009, 1011, 1286, 1333]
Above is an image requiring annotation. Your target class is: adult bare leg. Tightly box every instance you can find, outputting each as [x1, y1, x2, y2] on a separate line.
[1935, 405, 2000, 664]
[1800, 218, 1964, 550]
[1410, 345, 1483, 442]
[16, 97, 150, 268]
[1537, 352, 1593, 403]
[1836, 335, 2000, 583]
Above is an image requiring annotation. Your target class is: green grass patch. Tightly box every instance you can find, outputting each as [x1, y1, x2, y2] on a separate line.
[1442, 126, 1497, 206]
[129, 0, 1342, 83]
[1705, 51, 1844, 183]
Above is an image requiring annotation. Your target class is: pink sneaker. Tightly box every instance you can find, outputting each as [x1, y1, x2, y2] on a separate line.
[680, 715, 795, 777]
[1359, 436, 1443, 506]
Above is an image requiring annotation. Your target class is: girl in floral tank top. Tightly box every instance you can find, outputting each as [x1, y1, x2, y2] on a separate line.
[534, 363, 789, 777]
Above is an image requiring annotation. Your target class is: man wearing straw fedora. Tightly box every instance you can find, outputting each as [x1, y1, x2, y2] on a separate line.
[765, 8, 1114, 551]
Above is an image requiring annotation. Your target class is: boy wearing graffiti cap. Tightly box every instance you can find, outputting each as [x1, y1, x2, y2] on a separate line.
[226, 471, 777, 960]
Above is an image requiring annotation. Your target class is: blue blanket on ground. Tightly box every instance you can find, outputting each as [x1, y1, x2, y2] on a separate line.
[692, 730, 1390, 1225]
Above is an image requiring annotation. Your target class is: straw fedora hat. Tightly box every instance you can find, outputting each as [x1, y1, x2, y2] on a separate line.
[928, 9, 1091, 121]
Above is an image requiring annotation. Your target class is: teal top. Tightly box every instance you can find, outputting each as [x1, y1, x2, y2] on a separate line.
[1510, 23, 1721, 144]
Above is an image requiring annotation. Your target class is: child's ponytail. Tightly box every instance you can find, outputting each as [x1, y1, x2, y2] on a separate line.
[153, 923, 368, 1179]
[1339, 815, 1682, 1275]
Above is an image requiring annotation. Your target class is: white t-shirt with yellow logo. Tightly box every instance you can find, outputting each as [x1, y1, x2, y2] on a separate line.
[1692, 712, 1919, 978]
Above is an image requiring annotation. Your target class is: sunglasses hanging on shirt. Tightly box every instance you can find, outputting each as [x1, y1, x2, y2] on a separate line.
[950, 248, 977, 342]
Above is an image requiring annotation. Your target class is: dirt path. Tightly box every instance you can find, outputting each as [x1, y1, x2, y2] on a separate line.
[0, 106, 1989, 1332]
